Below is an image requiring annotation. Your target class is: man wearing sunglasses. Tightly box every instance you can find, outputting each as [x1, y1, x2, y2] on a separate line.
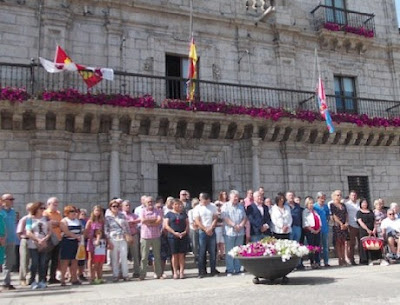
[381, 208, 400, 259]
[0, 193, 18, 290]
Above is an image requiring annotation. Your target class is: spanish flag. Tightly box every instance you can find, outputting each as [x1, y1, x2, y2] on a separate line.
[186, 37, 197, 102]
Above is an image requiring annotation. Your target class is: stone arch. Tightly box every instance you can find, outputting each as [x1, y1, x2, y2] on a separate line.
[99, 115, 112, 133]
[176, 120, 187, 138]
[45, 112, 56, 130]
[65, 114, 75, 132]
[225, 122, 237, 139]
[158, 118, 169, 136]
[119, 115, 131, 135]
[138, 117, 150, 135]
[83, 114, 93, 133]
[22, 111, 36, 130]
[1, 110, 13, 130]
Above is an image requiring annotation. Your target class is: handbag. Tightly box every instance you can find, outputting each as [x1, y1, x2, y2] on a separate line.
[50, 232, 60, 246]
[76, 236, 86, 260]
[125, 233, 134, 245]
[361, 236, 383, 251]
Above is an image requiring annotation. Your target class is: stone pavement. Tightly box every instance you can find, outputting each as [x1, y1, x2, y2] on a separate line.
[1, 258, 400, 305]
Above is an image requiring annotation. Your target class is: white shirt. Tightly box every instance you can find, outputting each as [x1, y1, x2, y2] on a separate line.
[270, 205, 292, 234]
[188, 205, 199, 230]
[193, 204, 217, 228]
[345, 200, 360, 228]
[381, 218, 400, 235]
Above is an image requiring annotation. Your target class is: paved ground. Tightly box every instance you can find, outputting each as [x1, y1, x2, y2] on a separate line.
[1, 258, 399, 305]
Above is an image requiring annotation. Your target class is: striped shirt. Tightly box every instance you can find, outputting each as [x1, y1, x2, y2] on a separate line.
[63, 218, 82, 240]
[222, 202, 246, 237]
[140, 208, 162, 239]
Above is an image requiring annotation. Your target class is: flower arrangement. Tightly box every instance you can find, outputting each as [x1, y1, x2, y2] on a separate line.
[324, 22, 341, 32]
[0, 87, 30, 102]
[1, 87, 399, 128]
[228, 237, 309, 262]
[343, 25, 374, 38]
[40, 89, 156, 108]
[306, 245, 321, 253]
[323, 22, 374, 38]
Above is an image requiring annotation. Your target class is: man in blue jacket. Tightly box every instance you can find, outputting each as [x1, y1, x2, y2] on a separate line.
[246, 191, 272, 242]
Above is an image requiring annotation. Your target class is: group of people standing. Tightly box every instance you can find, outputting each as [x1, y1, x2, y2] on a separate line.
[0, 188, 398, 291]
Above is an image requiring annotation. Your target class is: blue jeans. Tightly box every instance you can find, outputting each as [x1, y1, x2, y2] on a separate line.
[250, 235, 263, 242]
[289, 225, 302, 242]
[224, 235, 244, 273]
[198, 231, 217, 274]
[29, 249, 47, 283]
[317, 232, 329, 265]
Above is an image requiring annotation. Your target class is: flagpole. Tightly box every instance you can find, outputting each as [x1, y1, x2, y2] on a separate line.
[189, 0, 193, 39]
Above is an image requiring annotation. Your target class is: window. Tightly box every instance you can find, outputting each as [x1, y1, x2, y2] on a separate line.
[325, 0, 346, 25]
[348, 176, 370, 204]
[166, 54, 198, 100]
[334, 76, 357, 113]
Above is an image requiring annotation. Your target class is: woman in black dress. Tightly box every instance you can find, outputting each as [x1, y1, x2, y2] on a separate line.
[357, 199, 382, 265]
[164, 199, 189, 279]
[330, 190, 349, 267]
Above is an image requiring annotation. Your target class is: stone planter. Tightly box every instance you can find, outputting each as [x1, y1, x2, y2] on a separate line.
[237, 256, 300, 284]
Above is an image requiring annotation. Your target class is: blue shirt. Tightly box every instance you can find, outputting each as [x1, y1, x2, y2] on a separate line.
[222, 202, 246, 237]
[313, 203, 330, 234]
[287, 203, 303, 227]
[0, 208, 17, 244]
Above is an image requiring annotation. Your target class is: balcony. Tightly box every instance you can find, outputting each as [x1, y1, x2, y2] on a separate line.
[311, 5, 375, 38]
[0, 62, 399, 121]
[311, 5, 375, 53]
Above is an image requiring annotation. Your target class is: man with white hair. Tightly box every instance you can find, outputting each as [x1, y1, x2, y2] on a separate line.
[390, 202, 400, 218]
[223, 190, 247, 276]
[246, 191, 271, 242]
[43, 197, 62, 284]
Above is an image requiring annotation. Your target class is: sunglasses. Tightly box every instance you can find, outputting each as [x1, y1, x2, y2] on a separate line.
[5, 198, 14, 201]
[388, 213, 394, 216]
[39, 207, 46, 210]
[111, 205, 119, 208]
[69, 210, 77, 213]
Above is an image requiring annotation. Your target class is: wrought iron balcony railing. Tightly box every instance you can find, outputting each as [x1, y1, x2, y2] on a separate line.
[0, 62, 399, 119]
[311, 5, 375, 38]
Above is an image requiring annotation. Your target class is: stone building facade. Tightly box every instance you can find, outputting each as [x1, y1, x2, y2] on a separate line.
[0, 0, 400, 212]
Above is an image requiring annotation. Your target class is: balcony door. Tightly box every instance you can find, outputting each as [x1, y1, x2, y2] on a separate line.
[325, 0, 346, 25]
[334, 76, 357, 114]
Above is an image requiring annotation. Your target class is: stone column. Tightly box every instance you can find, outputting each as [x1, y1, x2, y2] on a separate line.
[109, 117, 121, 198]
[251, 137, 261, 189]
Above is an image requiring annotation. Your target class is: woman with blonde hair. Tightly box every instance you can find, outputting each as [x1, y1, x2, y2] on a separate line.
[302, 197, 322, 269]
[59, 205, 82, 286]
[330, 190, 349, 266]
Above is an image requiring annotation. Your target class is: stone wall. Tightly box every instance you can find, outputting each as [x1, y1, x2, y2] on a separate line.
[1, 1, 400, 99]
[0, 99, 398, 215]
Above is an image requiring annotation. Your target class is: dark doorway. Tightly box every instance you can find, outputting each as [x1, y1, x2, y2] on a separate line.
[158, 164, 213, 201]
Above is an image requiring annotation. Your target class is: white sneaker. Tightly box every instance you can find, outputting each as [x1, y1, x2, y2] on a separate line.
[380, 260, 389, 266]
[368, 262, 374, 266]
[31, 281, 38, 290]
[226, 273, 233, 277]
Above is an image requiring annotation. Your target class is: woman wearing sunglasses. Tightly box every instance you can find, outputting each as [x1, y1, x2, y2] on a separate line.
[105, 199, 131, 282]
[59, 205, 82, 286]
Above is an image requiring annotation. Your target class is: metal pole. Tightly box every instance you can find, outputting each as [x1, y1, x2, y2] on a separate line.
[189, 0, 193, 38]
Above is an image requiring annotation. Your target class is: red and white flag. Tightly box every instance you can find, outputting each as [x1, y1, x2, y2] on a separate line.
[39, 46, 113, 88]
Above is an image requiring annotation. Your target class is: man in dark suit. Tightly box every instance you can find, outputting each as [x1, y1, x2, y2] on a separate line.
[246, 191, 272, 242]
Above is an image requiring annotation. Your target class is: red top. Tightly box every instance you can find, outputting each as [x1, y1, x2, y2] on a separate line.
[312, 211, 321, 230]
